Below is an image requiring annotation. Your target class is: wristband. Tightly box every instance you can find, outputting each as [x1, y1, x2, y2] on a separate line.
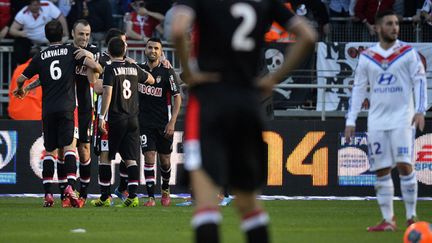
[99, 115, 105, 120]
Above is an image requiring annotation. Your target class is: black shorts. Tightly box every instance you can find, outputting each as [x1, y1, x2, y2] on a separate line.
[140, 127, 173, 154]
[184, 83, 267, 192]
[42, 111, 75, 152]
[108, 117, 140, 161]
[78, 111, 92, 143]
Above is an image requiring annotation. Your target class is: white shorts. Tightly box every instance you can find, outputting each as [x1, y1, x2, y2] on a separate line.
[367, 127, 415, 171]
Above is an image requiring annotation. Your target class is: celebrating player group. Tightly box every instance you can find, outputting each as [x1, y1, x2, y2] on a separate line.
[12, 0, 428, 242]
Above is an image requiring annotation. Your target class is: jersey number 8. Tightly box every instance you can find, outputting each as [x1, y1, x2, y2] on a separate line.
[123, 79, 132, 99]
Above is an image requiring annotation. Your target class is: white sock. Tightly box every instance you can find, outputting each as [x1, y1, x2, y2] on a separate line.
[375, 174, 394, 223]
[400, 171, 418, 220]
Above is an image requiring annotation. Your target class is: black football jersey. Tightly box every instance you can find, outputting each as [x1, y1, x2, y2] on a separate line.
[75, 44, 99, 112]
[138, 62, 180, 128]
[23, 43, 81, 116]
[177, 0, 295, 84]
[99, 51, 112, 70]
[103, 61, 149, 123]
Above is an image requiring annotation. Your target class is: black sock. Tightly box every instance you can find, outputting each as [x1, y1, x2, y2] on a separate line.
[64, 151, 77, 189]
[99, 164, 111, 201]
[42, 156, 55, 194]
[118, 160, 128, 192]
[160, 164, 171, 191]
[79, 158, 91, 199]
[57, 159, 67, 199]
[242, 210, 270, 243]
[193, 208, 221, 243]
[223, 186, 229, 198]
[127, 164, 139, 198]
[144, 163, 155, 198]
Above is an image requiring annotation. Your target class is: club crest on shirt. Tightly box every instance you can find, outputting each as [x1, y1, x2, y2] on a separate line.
[156, 76, 162, 83]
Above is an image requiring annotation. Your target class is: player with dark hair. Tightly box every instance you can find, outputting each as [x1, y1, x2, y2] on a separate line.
[138, 37, 182, 207]
[59, 19, 102, 208]
[171, 1, 317, 242]
[91, 37, 155, 207]
[345, 10, 427, 231]
[14, 19, 100, 207]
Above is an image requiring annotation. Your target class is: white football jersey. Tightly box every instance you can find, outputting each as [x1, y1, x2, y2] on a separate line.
[346, 40, 427, 131]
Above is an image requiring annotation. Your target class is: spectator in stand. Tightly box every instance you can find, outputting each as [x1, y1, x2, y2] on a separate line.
[405, 0, 424, 17]
[354, 0, 395, 39]
[67, 0, 114, 42]
[413, 0, 432, 41]
[328, 0, 352, 17]
[52, 0, 73, 17]
[8, 47, 42, 120]
[9, 0, 69, 67]
[0, 0, 10, 39]
[288, 0, 331, 41]
[125, 0, 164, 42]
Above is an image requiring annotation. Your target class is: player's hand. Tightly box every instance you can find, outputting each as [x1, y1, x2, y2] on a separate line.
[344, 126, 356, 144]
[99, 119, 108, 135]
[164, 121, 175, 138]
[160, 58, 173, 69]
[124, 56, 136, 64]
[180, 71, 220, 87]
[412, 113, 425, 132]
[13, 87, 28, 99]
[74, 49, 94, 60]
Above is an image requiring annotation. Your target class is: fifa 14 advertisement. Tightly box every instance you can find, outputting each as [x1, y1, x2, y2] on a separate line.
[0, 119, 431, 197]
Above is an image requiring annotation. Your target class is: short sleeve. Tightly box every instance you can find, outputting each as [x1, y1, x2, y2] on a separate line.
[168, 68, 180, 95]
[22, 55, 40, 79]
[136, 65, 149, 83]
[103, 65, 115, 87]
[14, 9, 25, 25]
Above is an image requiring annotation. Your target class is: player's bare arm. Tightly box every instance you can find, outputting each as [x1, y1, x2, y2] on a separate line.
[86, 67, 99, 84]
[257, 16, 317, 95]
[171, 11, 220, 86]
[99, 85, 113, 135]
[82, 55, 103, 74]
[165, 94, 182, 138]
[13, 74, 29, 99]
[94, 79, 104, 95]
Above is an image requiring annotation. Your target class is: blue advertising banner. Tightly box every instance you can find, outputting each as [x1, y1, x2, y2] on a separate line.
[0, 131, 17, 184]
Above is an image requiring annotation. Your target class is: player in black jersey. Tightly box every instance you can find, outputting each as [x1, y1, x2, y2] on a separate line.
[92, 28, 136, 202]
[63, 19, 102, 207]
[138, 38, 182, 207]
[14, 20, 100, 208]
[91, 37, 155, 208]
[172, 1, 317, 242]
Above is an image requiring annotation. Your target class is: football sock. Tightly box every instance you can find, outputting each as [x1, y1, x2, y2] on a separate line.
[375, 174, 394, 223]
[56, 158, 67, 199]
[64, 150, 77, 189]
[79, 158, 91, 199]
[42, 155, 55, 194]
[400, 171, 418, 219]
[144, 163, 155, 198]
[160, 164, 171, 191]
[127, 164, 139, 198]
[192, 208, 221, 243]
[98, 163, 111, 201]
[223, 186, 229, 198]
[118, 160, 128, 192]
[241, 209, 270, 243]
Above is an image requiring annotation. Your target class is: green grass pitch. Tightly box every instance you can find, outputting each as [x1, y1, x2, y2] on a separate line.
[0, 197, 430, 243]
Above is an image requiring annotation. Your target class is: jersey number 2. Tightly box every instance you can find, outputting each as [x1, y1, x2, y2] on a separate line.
[231, 3, 256, 51]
